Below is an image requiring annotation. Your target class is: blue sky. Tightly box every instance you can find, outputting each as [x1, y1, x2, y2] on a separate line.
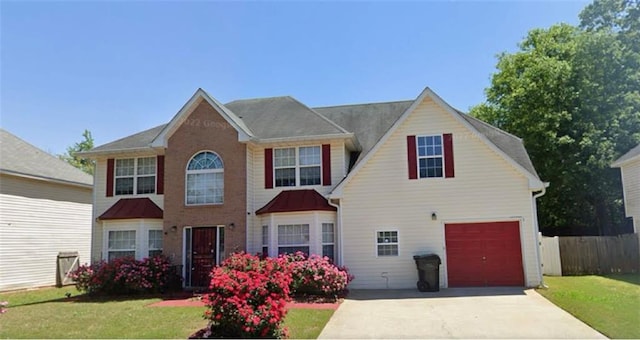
[1, 1, 589, 155]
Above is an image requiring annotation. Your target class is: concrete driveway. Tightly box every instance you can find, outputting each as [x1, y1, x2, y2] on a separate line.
[319, 288, 606, 339]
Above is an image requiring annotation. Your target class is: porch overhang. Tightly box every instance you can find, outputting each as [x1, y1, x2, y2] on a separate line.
[99, 198, 163, 220]
[256, 189, 337, 215]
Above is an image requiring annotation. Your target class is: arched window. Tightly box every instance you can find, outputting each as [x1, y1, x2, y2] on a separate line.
[186, 151, 224, 205]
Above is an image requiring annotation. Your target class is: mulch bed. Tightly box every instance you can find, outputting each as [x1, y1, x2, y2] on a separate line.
[147, 293, 341, 310]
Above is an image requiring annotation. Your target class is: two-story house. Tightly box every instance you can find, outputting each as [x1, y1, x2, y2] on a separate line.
[80, 86, 547, 289]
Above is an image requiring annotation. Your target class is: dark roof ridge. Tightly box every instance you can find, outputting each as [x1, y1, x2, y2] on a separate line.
[313, 99, 414, 110]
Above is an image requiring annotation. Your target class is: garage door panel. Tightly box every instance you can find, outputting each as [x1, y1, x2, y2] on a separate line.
[445, 221, 524, 287]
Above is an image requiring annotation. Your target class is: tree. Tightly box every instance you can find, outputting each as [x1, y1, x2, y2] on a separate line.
[59, 129, 95, 175]
[471, 0, 640, 235]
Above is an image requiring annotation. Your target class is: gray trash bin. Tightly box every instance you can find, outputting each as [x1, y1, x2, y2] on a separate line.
[413, 254, 441, 292]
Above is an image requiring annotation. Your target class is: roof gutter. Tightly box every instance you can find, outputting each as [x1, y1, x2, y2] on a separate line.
[249, 132, 356, 145]
[76, 146, 156, 158]
[327, 197, 344, 267]
[532, 182, 549, 288]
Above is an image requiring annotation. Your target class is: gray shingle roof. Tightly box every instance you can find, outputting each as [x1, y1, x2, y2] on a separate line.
[613, 143, 640, 166]
[86, 92, 539, 180]
[225, 96, 348, 139]
[89, 124, 167, 153]
[0, 128, 93, 187]
[314, 100, 413, 164]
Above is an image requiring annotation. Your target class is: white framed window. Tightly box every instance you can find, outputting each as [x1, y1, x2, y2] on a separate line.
[186, 151, 224, 205]
[115, 157, 157, 195]
[274, 146, 321, 187]
[107, 230, 136, 261]
[278, 224, 310, 255]
[322, 223, 335, 261]
[376, 230, 399, 256]
[261, 225, 269, 257]
[417, 135, 443, 178]
[148, 229, 163, 257]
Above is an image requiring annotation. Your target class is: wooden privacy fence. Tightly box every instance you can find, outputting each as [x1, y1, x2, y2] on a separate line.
[558, 233, 640, 275]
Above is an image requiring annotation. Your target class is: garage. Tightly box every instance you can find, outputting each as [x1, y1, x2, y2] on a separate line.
[445, 221, 524, 287]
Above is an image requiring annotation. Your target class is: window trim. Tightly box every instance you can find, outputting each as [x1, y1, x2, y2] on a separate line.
[277, 223, 311, 255]
[272, 146, 322, 187]
[261, 225, 269, 258]
[147, 229, 163, 258]
[375, 230, 400, 257]
[416, 134, 445, 179]
[114, 157, 157, 196]
[321, 222, 335, 261]
[184, 150, 224, 206]
[102, 222, 163, 261]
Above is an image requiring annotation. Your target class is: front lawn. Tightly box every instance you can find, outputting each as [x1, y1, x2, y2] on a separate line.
[0, 287, 333, 339]
[537, 274, 640, 339]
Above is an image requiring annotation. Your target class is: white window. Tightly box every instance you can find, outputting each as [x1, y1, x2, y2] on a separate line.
[322, 223, 335, 261]
[278, 224, 310, 255]
[417, 135, 443, 178]
[274, 146, 321, 187]
[186, 151, 224, 205]
[261, 225, 269, 257]
[376, 231, 399, 256]
[148, 229, 163, 257]
[107, 230, 136, 261]
[115, 157, 156, 195]
[115, 157, 157, 195]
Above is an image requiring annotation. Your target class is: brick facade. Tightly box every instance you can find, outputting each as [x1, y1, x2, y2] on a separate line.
[162, 99, 247, 267]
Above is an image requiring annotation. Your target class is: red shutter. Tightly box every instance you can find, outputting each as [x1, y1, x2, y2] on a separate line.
[156, 155, 165, 194]
[322, 144, 331, 186]
[407, 136, 417, 180]
[444, 133, 455, 178]
[106, 158, 114, 197]
[265, 148, 273, 189]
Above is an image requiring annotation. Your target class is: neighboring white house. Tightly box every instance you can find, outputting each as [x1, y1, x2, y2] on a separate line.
[0, 129, 93, 291]
[612, 144, 640, 233]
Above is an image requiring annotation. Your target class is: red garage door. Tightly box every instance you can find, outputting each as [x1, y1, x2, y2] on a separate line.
[445, 221, 524, 287]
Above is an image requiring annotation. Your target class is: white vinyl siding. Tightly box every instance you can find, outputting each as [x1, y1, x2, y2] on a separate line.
[92, 155, 164, 263]
[620, 160, 640, 232]
[247, 141, 345, 255]
[0, 175, 92, 291]
[256, 211, 337, 258]
[102, 219, 163, 261]
[340, 96, 540, 289]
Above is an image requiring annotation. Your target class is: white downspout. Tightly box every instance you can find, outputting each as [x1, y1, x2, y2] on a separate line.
[327, 198, 343, 266]
[532, 183, 549, 288]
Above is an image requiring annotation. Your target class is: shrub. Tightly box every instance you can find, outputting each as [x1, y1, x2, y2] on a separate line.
[70, 255, 179, 295]
[201, 252, 292, 339]
[284, 252, 354, 298]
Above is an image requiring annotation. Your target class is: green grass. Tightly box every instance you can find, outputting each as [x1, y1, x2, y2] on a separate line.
[0, 287, 334, 339]
[537, 274, 640, 339]
[284, 308, 334, 339]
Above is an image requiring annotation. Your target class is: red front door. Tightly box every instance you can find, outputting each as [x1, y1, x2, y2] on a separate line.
[445, 221, 524, 287]
[191, 228, 217, 288]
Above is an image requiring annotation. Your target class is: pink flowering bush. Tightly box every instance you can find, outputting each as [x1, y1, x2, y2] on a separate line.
[71, 255, 179, 295]
[284, 252, 354, 298]
[199, 252, 292, 339]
